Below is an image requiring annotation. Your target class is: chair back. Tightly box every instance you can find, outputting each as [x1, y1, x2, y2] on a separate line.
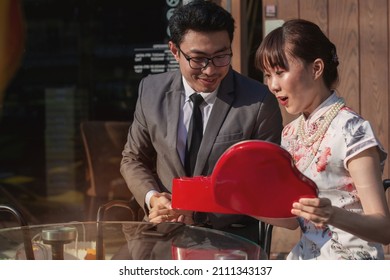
[80, 121, 133, 220]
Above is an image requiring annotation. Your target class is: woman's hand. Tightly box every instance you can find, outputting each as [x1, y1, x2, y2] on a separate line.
[291, 197, 335, 227]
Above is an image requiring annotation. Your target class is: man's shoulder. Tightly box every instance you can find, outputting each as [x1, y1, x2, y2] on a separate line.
[142, 70, 179, 83]
[229, 70, 272, 100]
[138, 70, 182, 101]
[232, 70, 266, 88]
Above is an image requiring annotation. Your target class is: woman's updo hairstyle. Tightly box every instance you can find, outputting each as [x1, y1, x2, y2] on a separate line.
[255, 19, 339, 89]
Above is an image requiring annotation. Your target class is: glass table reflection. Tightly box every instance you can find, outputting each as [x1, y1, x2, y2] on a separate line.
[0, 221, 265, 260]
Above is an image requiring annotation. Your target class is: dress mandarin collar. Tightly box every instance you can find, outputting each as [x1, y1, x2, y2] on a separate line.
[303, 91, 340, 127]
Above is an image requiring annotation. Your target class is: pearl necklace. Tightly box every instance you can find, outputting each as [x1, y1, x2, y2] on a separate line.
[297, 98, 345, 147]
[294, 98, 345, 172]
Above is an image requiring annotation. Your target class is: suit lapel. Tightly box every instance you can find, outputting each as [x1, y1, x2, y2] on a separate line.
[194, 69, 235, 175]
[165, 72, 187, 175]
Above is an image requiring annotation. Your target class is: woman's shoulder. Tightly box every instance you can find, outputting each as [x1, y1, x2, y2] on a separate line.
[335, 106, 372, 133]
[336, 106, 387, 164]
[338, 106, 363, 119]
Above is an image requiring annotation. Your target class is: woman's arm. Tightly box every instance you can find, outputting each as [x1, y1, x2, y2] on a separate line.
[292, 147, 390, 244]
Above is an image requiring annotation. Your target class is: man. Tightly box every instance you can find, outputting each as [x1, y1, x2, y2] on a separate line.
[120, 0, 283, 243]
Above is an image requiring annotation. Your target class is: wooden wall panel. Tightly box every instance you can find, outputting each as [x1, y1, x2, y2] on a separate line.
[359, 0, 389, 180]
[388, 0, 390, 179]
[328, 0, 360, 112]
[359, 1, 390, 256]
[217, 0, 247, 75]
[388, 0, 390, 248]
[262, 0, 299, 20]
[299, 0, 328, 33]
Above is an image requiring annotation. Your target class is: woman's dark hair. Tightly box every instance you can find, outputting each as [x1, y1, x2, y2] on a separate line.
[168, 0, 235, 47]
[255, 19, 339, 89]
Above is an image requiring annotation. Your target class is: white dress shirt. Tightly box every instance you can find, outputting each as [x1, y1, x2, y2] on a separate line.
[145, 77, 218, 209]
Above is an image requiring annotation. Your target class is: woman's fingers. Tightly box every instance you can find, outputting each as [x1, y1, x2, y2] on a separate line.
[291, 197, 333, 227]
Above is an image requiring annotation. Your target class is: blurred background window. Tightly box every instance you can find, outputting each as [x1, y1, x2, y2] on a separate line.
[0, 0, 262, 225]
[0, 0, 181, 224]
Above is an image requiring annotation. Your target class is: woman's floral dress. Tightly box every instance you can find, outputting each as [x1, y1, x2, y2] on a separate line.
[282, 93, 387, 260]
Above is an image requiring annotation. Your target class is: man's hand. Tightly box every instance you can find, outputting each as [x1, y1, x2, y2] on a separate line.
[148, 192, 194, 224]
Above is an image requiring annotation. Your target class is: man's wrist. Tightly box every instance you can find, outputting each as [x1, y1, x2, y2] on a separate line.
[145, 190, 159, 210]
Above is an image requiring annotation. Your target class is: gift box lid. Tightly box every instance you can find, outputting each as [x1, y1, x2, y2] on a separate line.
[172, 140, 318, 218]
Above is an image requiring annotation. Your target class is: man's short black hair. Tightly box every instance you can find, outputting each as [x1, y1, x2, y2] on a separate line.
[168, 0, 235, 46]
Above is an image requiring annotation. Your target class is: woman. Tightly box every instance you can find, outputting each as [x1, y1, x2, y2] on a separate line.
[255, 19, 390, 259]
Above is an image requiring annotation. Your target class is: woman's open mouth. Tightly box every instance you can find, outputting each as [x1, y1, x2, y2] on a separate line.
[277, 96, 288, 106]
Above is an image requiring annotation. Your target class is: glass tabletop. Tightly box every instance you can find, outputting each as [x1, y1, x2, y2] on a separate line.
[0, 221, 264, 260]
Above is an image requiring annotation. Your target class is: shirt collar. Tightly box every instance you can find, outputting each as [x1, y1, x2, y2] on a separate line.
[182, 77, 218, 105]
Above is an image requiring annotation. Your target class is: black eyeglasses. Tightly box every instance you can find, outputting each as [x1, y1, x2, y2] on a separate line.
[178, 48, 232, 69]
